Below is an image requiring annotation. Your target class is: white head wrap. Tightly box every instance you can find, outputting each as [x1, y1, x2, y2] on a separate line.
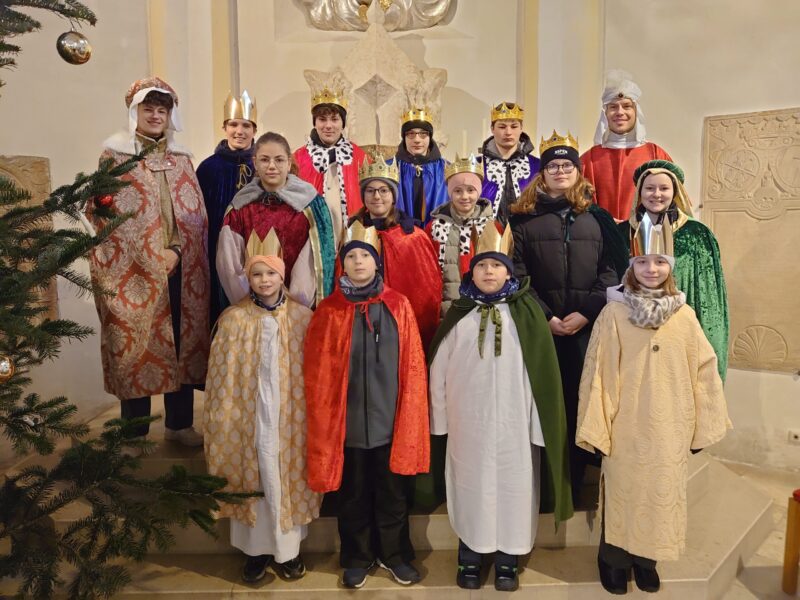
[593, 69, 647, 149]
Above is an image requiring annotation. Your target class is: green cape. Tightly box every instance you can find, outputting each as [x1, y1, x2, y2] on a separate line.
[426, 277, 574, 524]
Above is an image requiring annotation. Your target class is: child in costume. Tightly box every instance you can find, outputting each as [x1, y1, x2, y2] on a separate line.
[304, 222, 430, 589]
[619, 159, 729, 380]
[577, 219, 730, 595]
[204, 230, 321, 584]
[429, 223, 573, 592]
[426, 154, 496, 317]
[350, 156, 442, 348]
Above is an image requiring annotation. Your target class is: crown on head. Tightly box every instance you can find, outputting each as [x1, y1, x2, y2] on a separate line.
[358, 155, 399, 183]
[401, 107, 433, 126]
[246, 228, 283, 260]
[445, 153, 484, 181]
[311, 86, 348, 110]
[472, 221, 513, 258]
[491, 102, 524, 123]
[539, 130, 579, 155]
[342, 220, 382, 255]
[224, 90, 257, 123]
[630, 214, 674, 261]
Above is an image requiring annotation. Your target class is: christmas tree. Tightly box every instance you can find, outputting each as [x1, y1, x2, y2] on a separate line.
[0, 3, 254, 599]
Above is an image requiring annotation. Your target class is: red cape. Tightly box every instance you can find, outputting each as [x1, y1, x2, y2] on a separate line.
[379, 225, 442, 350]
[581, 143, 672, 221]
[293, 143, 369, 218]
[304, 286, 430, 493]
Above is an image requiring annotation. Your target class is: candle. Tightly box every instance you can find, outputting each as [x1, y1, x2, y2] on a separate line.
[461, 130, 467, 157]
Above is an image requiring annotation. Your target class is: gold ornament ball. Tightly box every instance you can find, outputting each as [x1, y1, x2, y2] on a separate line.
[0, 355, 15, 383]
[56, 30, 92, 65]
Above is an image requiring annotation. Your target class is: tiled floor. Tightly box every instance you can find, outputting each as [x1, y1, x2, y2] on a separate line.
[716, 459, 799, 599]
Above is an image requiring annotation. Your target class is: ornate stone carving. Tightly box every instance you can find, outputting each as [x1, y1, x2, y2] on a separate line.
[0, 156, 59, 321]
[295, 0, 455, 32]
[303, 15, 447, 150]
[702, 108, 800, 372]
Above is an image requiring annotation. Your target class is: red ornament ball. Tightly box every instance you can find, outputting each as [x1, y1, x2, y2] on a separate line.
[97, 194, 113, 207]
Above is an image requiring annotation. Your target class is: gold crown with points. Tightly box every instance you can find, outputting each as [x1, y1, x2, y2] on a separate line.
[491, 102, 524, 122]
[401, 107, 433, 126]
[341, 220, 382, 255]
[630, 215, 674, 261]
[358, 155, 399, 183]
[311, 86, 348, 110]
[472, 221, 513, 258]
[539, 130, 579, 155]
[444, 153, 484, 181]
[246, 228, 283, 259]
[224, 90, 257, 123]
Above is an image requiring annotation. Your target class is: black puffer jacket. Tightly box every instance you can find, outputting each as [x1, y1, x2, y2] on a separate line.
[510, 193, 618, 322]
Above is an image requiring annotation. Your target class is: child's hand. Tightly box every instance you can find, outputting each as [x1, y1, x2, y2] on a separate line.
[562, 312, 589, 335]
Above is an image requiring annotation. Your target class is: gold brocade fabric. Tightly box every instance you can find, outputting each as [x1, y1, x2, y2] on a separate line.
[136, 134, 180, 248]
[203, 297, 321, 529]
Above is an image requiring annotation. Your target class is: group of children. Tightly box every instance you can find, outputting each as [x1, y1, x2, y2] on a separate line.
[88, 72, 731, 594]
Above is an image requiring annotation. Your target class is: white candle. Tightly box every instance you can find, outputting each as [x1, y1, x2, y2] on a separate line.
[461, 130, 467, 157]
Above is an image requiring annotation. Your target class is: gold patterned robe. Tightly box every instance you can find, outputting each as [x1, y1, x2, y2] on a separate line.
[203, 296, 321, 531]
[576, 301, 730, 561]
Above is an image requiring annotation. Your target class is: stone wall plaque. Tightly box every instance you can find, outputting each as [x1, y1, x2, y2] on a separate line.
[0, 155, 59, 321]
[701, 107, 800, 373]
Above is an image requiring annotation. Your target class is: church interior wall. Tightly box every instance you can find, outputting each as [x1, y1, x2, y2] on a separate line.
[0, 0, 797, 471]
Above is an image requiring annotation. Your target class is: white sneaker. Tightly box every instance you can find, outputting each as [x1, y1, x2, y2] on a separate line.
[164, 426, 204, 447]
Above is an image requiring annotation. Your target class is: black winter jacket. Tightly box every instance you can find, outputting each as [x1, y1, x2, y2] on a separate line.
[510, 194, 618, 322]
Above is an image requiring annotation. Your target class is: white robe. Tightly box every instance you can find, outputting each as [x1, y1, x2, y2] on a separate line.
[229, 315, 308, 562]
[430, 303, 545, 555]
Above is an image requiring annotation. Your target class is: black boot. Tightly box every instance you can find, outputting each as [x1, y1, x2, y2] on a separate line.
[632, 563, 660, 593]
[597, 556, 628, 595]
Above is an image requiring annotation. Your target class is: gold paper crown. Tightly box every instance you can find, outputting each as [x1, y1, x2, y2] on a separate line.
[358, 155, 399, 183]
[472, 221, 513, 258]
[444, 153, 484, 181]
[401, 107, 433, 126]
[630, 215, 674, 260]
[224, 90, 257, 123]
[311, 87, 348, 110]
[246, 228, 283, 259]
[342, 220, 382, 255]
[491, 102, 524, 122]
[539, 130, 579, 155]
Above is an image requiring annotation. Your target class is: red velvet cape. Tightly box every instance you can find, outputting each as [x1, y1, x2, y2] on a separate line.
[581, 143, 672, 221]
[293, 143, 369, 218]
[304, 286, 430, 493]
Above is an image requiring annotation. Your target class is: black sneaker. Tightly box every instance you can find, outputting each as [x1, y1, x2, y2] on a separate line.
[598, 556, 629, 595]
[378, 560, 421, 585]
[242, 554, 272, 583]
[632, 563, 660, 593]
[456, 563, 481, 589]
[342, 563, 373, 588]
[494, 564, 519, 592]
[276, 555, 306, 579]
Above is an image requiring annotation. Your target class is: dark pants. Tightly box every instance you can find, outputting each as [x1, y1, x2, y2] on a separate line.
[458, 540, 517, 570]
[598, 517, 656, 570]
[338, 444, 414, 569]
[120, 266, 194, 437]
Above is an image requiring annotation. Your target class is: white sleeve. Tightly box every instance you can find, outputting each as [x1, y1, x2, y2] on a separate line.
[288, 238, 317, 308]
[216, 225, 249, 304]
[429, 333, 453, 436]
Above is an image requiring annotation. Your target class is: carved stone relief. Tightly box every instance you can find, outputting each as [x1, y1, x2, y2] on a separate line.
[0, 156, 59, 321]
[295, 0, 455, 32]
[701, 108, 800, 373]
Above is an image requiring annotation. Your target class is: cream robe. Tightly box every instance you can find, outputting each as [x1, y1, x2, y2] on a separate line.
[430, 303, 545, 555]
[577, 301, 730, 561]
[204, 297, 322, 561]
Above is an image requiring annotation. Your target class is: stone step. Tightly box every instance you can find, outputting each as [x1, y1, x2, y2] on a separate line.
[0, 458, 771, 598]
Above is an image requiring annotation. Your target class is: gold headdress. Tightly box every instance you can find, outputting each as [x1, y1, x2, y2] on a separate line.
[246, 228, 282, 260]
[401, 107, 433, 126]
[311, 86, 348, 110]
[630, 214, 675, 266]
[444, 153, 484, 181]
[539, 130, 579, 155]
[224, 90, 257, 123]
[472, 221, 513, 258]
[358, 155, 399, 183]
[341, 220, 382, 255]
[491, 102, 524, 123]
